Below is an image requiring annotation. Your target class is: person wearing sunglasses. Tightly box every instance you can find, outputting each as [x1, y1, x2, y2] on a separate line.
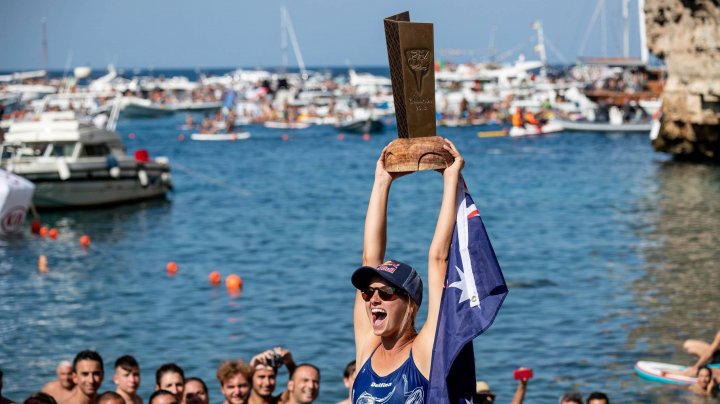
[351, 138, 464, 403]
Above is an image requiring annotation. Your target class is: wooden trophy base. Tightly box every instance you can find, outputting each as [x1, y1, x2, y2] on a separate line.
[384, 136, 453, 173]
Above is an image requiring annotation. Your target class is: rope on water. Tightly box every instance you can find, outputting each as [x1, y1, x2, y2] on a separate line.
[171, 162, 252, 197]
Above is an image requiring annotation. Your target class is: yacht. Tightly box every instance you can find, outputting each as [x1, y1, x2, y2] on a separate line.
[0, 111, 172, 208]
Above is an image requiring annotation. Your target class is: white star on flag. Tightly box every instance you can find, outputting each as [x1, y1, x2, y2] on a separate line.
[449, 266, 473, 305]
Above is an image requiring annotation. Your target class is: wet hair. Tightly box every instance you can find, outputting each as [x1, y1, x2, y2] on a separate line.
[149, 390, 177, 404]
[559, 392, 583, 404]
[72, 350, 104, 372]
[216, 360, 253, 386]
[114, 355, 139, 372]
[343, 360, 356, 379]
[184, 377, 208, 393]
[97, 391, 125, 403]
[697, 366, 712, 377]
[155, 363, 185, 386]
[398, 298, 419, 336]
[23, 392, 58, 404]
[586, 391, 609, 403]
[290, 363, 320, 379]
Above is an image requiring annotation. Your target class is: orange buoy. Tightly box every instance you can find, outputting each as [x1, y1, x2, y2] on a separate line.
[38, 255, 48, 273]
[178, 134, 185, 141]
[362, 133, 371, 141]
[30, 219, 41, 234]
[48, 228, 58, 239]
[79, 235, 91, 247]
[39, 226, 49, 237]
[337, 133, 345, 141]
[209, 271, 221, 286]
[225, 274, 242, 289]
[166, 261, 179, 275]
[129, 133, 136, 140]
[281, 134, 289, 141]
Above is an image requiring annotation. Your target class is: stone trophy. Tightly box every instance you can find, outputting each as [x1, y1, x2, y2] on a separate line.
[383, 11, 453, 172]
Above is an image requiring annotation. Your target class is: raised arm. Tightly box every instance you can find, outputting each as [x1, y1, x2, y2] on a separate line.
[415, 138, 464, 377]
[354, 146, 407, 366]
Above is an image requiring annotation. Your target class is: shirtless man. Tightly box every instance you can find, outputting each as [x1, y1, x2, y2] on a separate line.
[113, 355, 142, 404]
[41, 361, 75, 403]
[98, 391, 127, 404]
[248, 348, 296, 404]
[281, 364, 320, 404]
[216, 360, 253, 404]
[60, 350, 104, 404]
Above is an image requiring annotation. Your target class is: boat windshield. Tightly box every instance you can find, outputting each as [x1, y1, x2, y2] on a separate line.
[48, 142, 77, 157]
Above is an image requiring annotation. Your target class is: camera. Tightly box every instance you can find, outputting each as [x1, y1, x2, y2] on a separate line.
[267, 352, 283, 369]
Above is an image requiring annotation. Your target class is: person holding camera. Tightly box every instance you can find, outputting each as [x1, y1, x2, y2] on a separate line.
[248, 347, 296, 404]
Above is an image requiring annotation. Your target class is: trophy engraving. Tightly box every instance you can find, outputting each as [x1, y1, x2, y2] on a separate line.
[405, 49, 431, 93]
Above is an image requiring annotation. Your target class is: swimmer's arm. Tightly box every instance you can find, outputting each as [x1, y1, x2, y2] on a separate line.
[355, 146, 397, 365]
[511, 379, 528, 404]
[415, 138, 463, 377]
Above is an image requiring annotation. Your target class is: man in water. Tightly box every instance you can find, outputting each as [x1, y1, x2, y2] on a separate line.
[216, 360, 253, 404]
[683, 329, 720, 380]
[41, 361, 75, 403]
[248, 348, 296, 404]
[155, 363, 184, 402]
[60, 350, 104, 404]
[586, 391, 609, 404]
[113, 355, 141, 404]
[183, 377, 209, 404]
[149, 390, 178, 404]
[336, 361, 355, 404]
[280, 364, 320, 404]
[97, 391, 126, 404]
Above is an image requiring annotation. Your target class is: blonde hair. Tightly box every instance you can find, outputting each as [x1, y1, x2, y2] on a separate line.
[398, 298, 419, 336]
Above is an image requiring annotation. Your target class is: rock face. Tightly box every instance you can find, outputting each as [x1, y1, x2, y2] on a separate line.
[645, 0, 720, 161]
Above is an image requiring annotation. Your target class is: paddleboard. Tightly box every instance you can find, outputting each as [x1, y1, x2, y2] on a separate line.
[190, 132, 250, 141]
[634, 361, 720, 385]
[263, 121, 311, 130]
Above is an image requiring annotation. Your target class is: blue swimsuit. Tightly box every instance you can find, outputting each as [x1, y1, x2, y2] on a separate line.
[352, 348, 429, 404]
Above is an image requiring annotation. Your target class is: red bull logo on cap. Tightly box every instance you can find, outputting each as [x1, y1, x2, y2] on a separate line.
[378, 260, 400, 274]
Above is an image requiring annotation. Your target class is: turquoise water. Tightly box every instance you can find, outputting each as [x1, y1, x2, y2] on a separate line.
[1, 116, 719, 403]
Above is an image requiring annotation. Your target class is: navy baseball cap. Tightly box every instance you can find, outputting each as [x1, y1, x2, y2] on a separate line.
[352, 260, 423, 306]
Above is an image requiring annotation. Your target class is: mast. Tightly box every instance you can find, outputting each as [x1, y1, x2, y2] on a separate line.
[280, 5, 288, 72]
[623, 0, 630, 58]
[280, 5, 307, 80]
[42, 18, 48, 73]
[533, 21, 547, 79]
[638, 0, 649, 64]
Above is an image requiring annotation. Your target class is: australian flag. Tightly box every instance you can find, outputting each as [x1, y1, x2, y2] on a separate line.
[428, 177, 509, 403]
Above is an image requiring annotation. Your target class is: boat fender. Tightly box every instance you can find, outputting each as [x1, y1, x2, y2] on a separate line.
[57, 158, 71, 181]
[106, 154, 120, 178]
[138, 169, 148, 187]
[161, 172, 172, 187]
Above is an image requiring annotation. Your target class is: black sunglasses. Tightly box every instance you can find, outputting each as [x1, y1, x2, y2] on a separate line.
[361, 285, 404, 302]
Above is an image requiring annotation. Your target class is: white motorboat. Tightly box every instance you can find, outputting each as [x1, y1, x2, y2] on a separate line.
[263, 121, 311, 130]
[0, 111, 172, 208]
[121, 97, 174, 118]
[508, 122, 564, 137]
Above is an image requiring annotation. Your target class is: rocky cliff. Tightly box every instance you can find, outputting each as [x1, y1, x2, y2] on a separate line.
[645, 0, 720, 161]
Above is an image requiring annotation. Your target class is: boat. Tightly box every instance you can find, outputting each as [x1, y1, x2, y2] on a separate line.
[508, 121, 564, 137]
[121, 97, 174, 118]
[190, 132, 250, 141]
[555, 119, 652, 133]
[168, 100, 223, 113]
[0, 111, 172, 208]
[336, 118, 384, 134]
[263, 121, 311, 130]
[0, 169, 34, 236]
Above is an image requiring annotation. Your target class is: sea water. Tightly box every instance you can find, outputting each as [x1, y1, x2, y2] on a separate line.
[1, 115, 718, 403]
